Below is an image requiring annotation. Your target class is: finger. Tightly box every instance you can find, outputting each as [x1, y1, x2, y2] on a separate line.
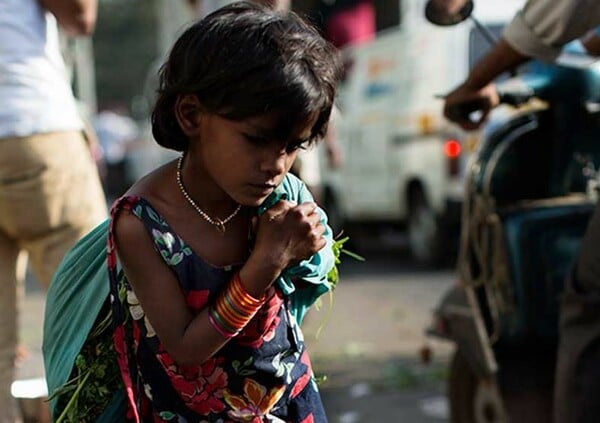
[310, 228, 328, 251]
[263, 199, 295, 221]
[295, 202, 318, 217]
[311, 221, 326, 237]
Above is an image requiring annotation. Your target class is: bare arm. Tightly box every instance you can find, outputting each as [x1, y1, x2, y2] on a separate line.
[462, 38, 528, 91]
[442, 38, 527, 130]
[39, 0, 97, 36]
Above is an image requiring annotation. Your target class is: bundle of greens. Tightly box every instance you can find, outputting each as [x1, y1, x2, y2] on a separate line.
[49, 301, 123, 423]
[327, 233, 364, 289]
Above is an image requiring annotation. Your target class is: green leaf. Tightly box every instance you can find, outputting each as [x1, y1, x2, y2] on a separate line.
[169, 252, 183, 266]
[159, 411, 177, 420]
[147, 207, 162, 224]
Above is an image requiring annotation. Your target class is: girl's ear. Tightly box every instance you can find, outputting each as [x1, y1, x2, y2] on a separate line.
[174, 94, 202, 137]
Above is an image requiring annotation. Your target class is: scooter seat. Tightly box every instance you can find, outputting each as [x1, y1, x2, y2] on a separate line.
[499, 200, 594, 344]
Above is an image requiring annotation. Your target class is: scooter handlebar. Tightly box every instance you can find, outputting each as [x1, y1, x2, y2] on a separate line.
[496, 86, 535, 106]
[444, 83, 536, 124]
[444, 98, 488, 123]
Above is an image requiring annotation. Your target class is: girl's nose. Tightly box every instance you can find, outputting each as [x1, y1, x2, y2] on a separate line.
[260, 149, 287, 176]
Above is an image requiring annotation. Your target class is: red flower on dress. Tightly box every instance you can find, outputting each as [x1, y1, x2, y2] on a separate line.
[290, 351, 313, 398]
[156, 352, 228, 415]
[185, 289, 210, 312]
[237, 288, 284, 348]
[300, 414, 315, 423]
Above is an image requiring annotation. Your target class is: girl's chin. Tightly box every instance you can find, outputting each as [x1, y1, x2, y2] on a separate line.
[236, 194, 270, 208]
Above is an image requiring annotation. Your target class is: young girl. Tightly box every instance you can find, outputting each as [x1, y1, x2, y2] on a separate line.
[48, 2, 341, 422]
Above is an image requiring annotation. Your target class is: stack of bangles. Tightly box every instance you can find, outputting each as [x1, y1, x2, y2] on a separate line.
[208, 272, 267, 338]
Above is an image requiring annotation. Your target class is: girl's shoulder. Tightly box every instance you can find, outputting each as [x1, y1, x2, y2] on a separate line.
[111, 160, 179, 220]
[125, 160, 176, 197]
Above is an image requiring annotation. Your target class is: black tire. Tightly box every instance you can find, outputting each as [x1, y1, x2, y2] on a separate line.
[448, 351, 506, 423]
[407, 188, 443, 267]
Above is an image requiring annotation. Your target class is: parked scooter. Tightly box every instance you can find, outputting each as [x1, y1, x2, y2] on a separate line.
[424, 2, 600, 422]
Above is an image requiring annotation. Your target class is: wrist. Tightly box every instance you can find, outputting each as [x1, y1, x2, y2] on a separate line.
[239, 252, 286, 297]
[463, 75, 490, 92]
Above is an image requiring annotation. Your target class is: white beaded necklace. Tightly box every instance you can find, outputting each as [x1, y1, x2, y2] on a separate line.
[176, 154, 242, 234]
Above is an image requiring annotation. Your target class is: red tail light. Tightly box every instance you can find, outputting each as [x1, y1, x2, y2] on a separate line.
[445, 139, 461, 176]
[444, 139, 461, 158]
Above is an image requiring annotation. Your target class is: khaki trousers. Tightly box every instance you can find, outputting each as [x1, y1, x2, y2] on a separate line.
[0, 131, 107, 422]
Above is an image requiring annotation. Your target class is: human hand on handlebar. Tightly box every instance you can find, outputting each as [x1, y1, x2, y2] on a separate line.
[443, 81, 500, 130]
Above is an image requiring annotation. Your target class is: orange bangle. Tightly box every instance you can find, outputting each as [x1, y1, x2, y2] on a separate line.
[214, 296, 248, 327]
[223, 291, 252, 320]
[209, 272, 268, 337]
[230, 273, 265, 305]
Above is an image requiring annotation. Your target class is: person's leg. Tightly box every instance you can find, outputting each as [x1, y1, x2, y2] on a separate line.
[0, 131, 106, 422]
[0, 232, 26, 423]
[3, 131, 108, 287]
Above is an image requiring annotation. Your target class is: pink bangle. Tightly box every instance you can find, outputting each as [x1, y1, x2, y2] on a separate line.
[208, 308, 237, 339]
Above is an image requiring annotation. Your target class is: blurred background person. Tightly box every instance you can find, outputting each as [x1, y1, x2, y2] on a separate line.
[317, 0, 376, 49]
[93, 105, 142, 200]
[0, 0, 107, 421]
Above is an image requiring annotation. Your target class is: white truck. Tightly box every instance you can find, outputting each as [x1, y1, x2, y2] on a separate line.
[321, 0, 524, 266]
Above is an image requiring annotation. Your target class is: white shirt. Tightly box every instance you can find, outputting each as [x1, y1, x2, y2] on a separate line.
[503, 0, 600, 62]
[93, 111, 139, 164]
[0, 0, 82, 138]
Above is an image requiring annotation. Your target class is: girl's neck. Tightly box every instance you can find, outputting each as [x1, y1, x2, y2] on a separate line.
[176, 155, 239, 218]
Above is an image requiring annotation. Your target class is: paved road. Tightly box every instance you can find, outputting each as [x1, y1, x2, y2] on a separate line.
[17, 236, 457, 422]
[301, 241, 455, 422]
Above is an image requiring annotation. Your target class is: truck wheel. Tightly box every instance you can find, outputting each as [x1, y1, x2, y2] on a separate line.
[407, 189, 442, 266]
[448, 351, 506, 423]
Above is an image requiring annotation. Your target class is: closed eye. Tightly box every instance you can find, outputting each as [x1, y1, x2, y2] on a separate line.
[285, 139, 311, 153]
[244, 133, 268, 144]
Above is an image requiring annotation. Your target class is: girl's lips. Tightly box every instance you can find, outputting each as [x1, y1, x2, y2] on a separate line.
[250, 181, 276, 188]
[249, 183, 276, 194]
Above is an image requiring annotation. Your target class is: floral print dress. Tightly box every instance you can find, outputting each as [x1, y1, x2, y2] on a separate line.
[107, 195, 328, 423]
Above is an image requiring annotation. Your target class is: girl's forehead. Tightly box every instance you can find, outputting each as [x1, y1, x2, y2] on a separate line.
[242, 112, 318, 138]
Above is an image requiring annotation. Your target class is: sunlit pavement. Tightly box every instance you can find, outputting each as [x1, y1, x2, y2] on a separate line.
[301, 249, 455, 422]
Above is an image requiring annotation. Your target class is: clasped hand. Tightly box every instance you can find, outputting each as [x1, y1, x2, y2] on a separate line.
[443, 81, 500, 130]
[253, 200, 326, 271]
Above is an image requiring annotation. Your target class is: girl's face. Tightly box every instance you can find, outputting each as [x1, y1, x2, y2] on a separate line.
[193, 112, 317, 207]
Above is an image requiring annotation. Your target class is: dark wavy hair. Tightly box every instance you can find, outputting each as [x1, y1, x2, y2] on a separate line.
[151, 1, 342, 151]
